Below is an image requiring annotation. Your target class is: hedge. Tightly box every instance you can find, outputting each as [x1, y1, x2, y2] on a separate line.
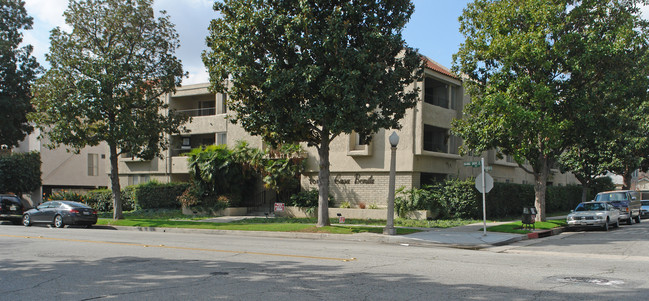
[397, 177, 614, 220]
[133, 181, 189, 209]
[83, 188, 136, 212]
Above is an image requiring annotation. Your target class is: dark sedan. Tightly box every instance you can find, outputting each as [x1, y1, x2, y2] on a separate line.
[23, 200, 97, 228]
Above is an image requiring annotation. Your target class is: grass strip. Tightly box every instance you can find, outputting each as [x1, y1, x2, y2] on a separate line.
[487, 220, 567, 234]
[97, 218, 420, 235]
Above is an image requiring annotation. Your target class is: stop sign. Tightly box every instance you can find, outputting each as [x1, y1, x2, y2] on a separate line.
[475, 173, 494, 193]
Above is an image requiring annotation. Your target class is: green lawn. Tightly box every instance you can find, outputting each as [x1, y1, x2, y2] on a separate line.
[487, 220, 567, 234]
[96, 218, 421, 235]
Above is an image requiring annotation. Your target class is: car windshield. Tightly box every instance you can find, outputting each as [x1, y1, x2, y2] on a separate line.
[595, 192, 627, 202]
[576, 203, 605, 211]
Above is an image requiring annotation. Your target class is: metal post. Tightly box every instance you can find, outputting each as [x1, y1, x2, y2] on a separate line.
[384, 132, 399, 235]
[481, 157, 487, 236]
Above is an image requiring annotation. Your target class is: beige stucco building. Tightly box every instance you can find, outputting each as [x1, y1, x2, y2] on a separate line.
[116, 57, 578, 208]
[298, 57, 579, 207]
[14, 129, 110, 205]
[14, 57, 579, 208]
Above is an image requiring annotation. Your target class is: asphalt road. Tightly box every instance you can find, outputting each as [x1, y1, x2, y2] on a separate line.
[1, 222, 648, 300]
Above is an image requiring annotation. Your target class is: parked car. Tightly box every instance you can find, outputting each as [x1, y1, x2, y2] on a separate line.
[567, 201, 620, 231]
[0, 194, 29, 225]
[593, 190, 641, 225]
[641, 201, 649, 218]
[638, 191, 649, 218]
[23, 200, 97, 228]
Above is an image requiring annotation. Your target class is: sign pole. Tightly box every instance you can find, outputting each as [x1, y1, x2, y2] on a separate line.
[481, 157, 487, 236]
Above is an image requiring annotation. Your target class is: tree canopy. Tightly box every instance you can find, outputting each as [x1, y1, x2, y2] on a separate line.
[0, 0, 39, 147]
[0, 151, 41, 196]
[31, 0, 187, 219]
[453, 0, 649, 220]
[203, 0, 423, 226]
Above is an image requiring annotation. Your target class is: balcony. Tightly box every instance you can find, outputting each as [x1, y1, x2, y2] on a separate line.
[175, 108, 216, 118]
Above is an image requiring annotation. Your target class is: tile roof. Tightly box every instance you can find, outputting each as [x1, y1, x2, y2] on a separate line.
[421, 56, 457, 79]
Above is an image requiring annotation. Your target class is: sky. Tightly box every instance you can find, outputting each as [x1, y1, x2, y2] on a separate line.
[22, 0, 472, 85]
[20, 0, 647, 86]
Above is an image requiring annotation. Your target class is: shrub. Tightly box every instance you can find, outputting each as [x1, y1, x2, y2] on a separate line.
[394, 186, 436, 218]
[84, 189, 113, 212]
[288, 189, 335, 214]
[83, 188, 136, 212]
[48, 191, 84, 203]
[437, 179, 480, 219]
[134, 181, 189, 209]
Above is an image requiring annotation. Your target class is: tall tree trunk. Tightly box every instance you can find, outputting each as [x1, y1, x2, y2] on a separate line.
[581, 183, 590, 203]
[109, 143, 123, 220]
[622, 166, 633, 190]
[316, 133, 331, 227]
[533, 156, 550, 222]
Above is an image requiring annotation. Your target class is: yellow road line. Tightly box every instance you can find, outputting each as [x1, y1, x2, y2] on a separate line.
[0, 234, 356, 262]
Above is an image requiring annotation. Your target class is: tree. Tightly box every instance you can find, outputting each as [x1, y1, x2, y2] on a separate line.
[558, 0, 649, 199]
[31, 0, 187, 219]
[0, 151, 41, 196]
[452, 0, 649, 221]
[203, 0, 423, 226]
[0, 0, 40, 147]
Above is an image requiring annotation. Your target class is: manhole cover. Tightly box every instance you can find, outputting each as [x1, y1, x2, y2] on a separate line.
[557, 277, 624, 286]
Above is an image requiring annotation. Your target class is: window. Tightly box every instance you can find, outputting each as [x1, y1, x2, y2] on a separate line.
[88, 153, 99, 176]
[181, 137, 191, 150]
[128, 175, 150, 186]
[217, 93, 228, 114]
[421, 173, 447, 186]
[424, 78, 449, 108]
[351, 132, 369, 151]
[423, 125, 447, 153]
[198, 100, 216, 116]
[216, 132, 227, 145]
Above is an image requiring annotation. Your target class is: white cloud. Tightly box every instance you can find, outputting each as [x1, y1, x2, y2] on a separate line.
[24, 0, 68, 29]
[183, 66, 210, 85]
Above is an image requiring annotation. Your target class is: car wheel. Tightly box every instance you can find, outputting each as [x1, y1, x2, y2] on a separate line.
[22, 214, 31, 227]
[635, 215, 641, 223]
[85, 224, 93, 229]
[614, 219, 620, 228]
[54, 215, 65, 228]
[603, 219, 609, 231]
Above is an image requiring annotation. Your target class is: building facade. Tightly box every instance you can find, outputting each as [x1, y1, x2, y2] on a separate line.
[14, 57, 580, 208]
[299, 57, 579, 207]
[14, 129, 109, 205]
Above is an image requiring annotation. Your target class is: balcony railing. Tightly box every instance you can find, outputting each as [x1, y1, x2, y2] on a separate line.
[173, 108, 216, 117]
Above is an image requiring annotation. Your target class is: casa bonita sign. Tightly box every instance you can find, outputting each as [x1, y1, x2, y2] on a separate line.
[309, 174, 375, 185]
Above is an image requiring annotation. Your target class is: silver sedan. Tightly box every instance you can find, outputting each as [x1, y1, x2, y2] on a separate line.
[567, 201, 620, 231]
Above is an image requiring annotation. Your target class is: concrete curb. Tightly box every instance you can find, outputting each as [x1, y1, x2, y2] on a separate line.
[526, 226, 566, 239]
[96, 225, 526, 250]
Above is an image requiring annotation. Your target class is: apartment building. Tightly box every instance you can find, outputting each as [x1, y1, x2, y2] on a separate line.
[299, 57, 579, 206]
[14, 57, 579, 208]
[14, 129, 109, 205]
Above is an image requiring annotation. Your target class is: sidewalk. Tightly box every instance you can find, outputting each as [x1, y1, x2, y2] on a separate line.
[186, 216, 529, 249]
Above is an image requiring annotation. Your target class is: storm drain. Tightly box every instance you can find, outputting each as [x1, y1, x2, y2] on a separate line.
[557, 277, 624, 286]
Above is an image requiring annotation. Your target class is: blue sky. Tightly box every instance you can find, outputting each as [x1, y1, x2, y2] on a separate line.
[21, 0, 472, 84]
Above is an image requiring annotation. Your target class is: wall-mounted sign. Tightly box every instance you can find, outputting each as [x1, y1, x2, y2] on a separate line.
[309, 174, 375, 185]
